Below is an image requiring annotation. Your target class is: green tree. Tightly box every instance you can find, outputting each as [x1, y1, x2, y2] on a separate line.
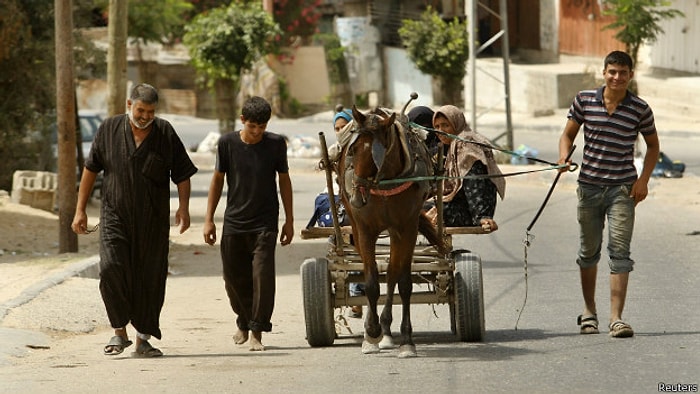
[0, 0, 113, 191]
[398, 7, 469, 106]
[94, 0, 193, 83]
[602, 0, 684, 72]
[183, 1, 281, 133]
[0, 0, 56, 191]
[185, 0, 230, 17]
[130, 0, 193, 83]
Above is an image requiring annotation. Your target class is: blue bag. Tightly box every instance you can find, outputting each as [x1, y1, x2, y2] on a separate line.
[306, 193, 349, 228]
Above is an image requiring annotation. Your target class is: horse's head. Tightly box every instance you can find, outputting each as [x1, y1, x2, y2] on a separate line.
[343, 106, 399, 208]
[351, 105, 396, 146]
[350, 106, 400, 173]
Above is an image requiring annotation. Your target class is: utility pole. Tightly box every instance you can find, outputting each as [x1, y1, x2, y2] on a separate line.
[107, 0, 128, 116]
[55, 0, 78, 253]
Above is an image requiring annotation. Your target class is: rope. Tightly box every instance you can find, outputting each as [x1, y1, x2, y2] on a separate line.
[409, 122, 561, 167]
[378, 163, 570, 185]
[515, 145, 577, 330]
[355, 124, 579, 331]
[377, 123, 577, 186]
[515, 231, 534, 330]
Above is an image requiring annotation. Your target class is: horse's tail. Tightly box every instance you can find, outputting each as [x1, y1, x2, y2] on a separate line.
[418, 212, 448, 255]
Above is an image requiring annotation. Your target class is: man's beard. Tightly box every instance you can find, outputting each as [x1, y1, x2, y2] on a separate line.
[128, 111, 155, 130]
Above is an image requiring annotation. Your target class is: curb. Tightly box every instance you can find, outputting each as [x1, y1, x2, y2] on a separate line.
[0, 255, 99, 323]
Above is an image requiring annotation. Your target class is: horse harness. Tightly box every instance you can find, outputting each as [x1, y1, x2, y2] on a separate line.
[342, 115, 433, 206]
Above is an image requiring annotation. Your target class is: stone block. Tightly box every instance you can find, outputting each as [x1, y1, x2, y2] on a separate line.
[11, 171, 57, 212]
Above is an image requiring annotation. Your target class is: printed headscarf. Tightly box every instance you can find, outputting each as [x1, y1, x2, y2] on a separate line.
[433, 105, 506, 202]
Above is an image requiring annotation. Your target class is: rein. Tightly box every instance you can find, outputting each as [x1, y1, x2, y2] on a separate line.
[378, 163, 574, 185]
[410, 122, 562, 167]
[373, 126, 578, 331]
[515, 144, 577, 330]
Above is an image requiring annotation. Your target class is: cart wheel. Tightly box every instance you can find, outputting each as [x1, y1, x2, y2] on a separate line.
[454, 252, 485, 342]
[300, 257, 335, 347]
[449, 302, 457, 334]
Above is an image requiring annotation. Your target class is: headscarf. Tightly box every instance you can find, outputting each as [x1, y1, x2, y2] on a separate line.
[433, 105, 506, 202]
[408, 106, 438, 150]
[333, 110, 352, 126]
[407, 106, 434, 128]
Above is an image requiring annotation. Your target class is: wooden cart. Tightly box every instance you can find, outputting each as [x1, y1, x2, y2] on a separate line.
[299, 132, 488, 347]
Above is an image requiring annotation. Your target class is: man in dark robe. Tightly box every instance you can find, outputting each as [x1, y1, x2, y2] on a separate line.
[72, 83, 198, 357]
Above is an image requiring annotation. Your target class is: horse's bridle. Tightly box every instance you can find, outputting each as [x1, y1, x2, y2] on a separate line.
[345, 123, 415, 207]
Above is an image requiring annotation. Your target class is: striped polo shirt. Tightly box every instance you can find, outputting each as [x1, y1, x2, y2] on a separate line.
[567, 86, 657, 185]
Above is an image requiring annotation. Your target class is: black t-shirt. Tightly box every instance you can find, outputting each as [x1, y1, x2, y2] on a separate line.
[216, 131, 288, 234]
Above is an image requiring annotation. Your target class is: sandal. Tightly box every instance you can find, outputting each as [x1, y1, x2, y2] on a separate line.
[577, 314, 599, 334]
[134, 340, 163, 358]
[609, 320, 634, 338]
[104, 335, 133, 356]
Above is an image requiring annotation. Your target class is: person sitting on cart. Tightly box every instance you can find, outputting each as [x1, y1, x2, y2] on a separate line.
[329, 107, 365, 318]
[407, 105, 440, 157]
[327, 106, 355, 163]
[327, 106, 414, 164]
[427, 105, 506, 232]
[306, 108, 354, 232]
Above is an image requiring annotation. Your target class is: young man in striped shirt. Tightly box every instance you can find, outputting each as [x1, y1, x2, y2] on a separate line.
[558, 50, 660, 338]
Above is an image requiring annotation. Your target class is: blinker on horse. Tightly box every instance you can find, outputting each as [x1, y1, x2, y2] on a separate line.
[338, 105, 445, 357]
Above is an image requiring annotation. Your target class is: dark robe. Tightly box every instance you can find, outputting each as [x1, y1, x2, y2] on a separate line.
[85, 114, 197, 338]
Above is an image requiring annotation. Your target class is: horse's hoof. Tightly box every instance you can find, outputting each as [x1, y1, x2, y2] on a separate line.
[364, 333, 383, 345]
[397, 344, 417, 358]
[361, 341, 380, 354]
[379, 336, 395, 349]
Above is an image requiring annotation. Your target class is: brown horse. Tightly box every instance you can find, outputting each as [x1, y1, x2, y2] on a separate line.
[338, 106, 444, 357]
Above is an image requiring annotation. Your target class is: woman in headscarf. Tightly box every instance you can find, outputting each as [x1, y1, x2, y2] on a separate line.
[333, 109, 352, 133]
[327, 108, 353, 162]
[407, 106, 439, 156]
[335, 108, 365, 317]
[432, 105, 506, 232]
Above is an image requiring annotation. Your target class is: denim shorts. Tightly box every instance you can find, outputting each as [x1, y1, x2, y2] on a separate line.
[576, 183, 636, 273]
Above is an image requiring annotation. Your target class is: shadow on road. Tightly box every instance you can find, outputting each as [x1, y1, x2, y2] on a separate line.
[167, 240, 333, 278]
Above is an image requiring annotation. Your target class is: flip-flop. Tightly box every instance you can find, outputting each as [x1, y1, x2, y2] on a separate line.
[577, 314, 599, 334]
[104, 335, 133, 356]
[134, 340, 163, 358]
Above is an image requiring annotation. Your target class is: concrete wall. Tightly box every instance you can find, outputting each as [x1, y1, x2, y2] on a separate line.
[383, 47, 433, 109]
[335, 16, 383, 101]
[77, 76, 204, 118]
[471, 58, 595, 114]
[271, 46, 331, 105]
[648, 3, 700, 74]
[79, 47, 332, 117]
[525, 0, 558, 64]
[383, 49, 596, 115]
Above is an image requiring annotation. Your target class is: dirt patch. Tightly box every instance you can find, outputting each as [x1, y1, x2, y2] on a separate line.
[0, 196, 101, 264]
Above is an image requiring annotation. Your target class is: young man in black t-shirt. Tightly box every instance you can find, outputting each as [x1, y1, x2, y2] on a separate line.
[203, 96, 294, 351]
